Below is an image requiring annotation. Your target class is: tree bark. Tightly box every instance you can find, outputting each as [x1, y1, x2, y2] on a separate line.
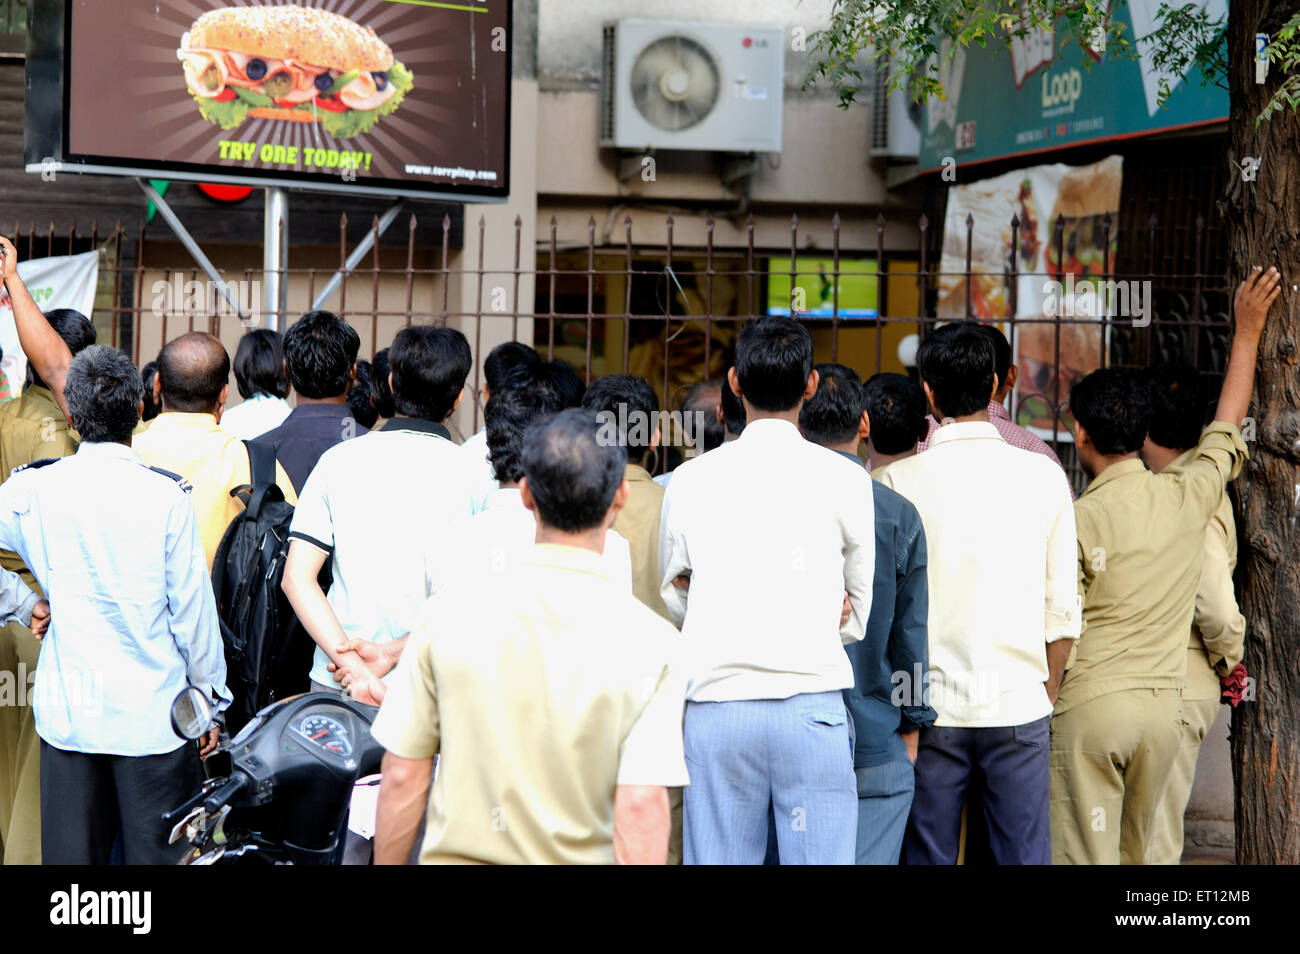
[1227, 0, 1300, 865]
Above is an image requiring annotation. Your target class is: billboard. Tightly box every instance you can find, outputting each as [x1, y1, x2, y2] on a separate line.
[919, 0, 1227, 171]
[767, 257, 879, 319]
[936, 156, 1124, 440]
[28, 0, 510, 200]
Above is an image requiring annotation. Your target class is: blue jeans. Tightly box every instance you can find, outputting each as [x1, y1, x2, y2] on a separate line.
[684, 692, 857, 865]
[903, 716, 1052, 865]
[854, 734, 915, 864]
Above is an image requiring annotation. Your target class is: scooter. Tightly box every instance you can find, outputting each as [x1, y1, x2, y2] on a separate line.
[164, 687, 384, 864]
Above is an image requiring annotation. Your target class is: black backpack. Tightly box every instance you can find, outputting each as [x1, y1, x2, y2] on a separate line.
[210, 441, 321, 733]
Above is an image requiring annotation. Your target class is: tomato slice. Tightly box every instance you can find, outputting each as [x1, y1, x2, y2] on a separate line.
[313, 95, 349, 113]
[212, 88, 237, 102]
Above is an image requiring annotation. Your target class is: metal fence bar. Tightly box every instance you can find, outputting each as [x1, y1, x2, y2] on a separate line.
[6, 209, 1236, 490]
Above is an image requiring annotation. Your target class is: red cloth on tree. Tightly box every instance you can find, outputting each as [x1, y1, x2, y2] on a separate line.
[1221, 663, 1250, 708]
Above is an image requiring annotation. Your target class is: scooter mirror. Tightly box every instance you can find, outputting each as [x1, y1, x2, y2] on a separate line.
[170, 687, 214, 741]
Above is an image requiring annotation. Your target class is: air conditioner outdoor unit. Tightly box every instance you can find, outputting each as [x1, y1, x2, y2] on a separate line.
[869, 60, 922, 160]
[601, 19, 785, 153]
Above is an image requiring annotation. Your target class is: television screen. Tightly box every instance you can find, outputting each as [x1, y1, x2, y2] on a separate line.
[766, 257, 878, 318]
[33, 0, 509, 200]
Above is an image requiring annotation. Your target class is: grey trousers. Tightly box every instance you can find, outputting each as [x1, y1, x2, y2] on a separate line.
[683, 691, 857, 865]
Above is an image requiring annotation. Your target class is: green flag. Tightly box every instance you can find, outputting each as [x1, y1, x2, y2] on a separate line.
[146, 180, 170, 222]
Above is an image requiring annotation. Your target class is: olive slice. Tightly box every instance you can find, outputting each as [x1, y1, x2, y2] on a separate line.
[262, 72, 293, 98]
[246, 58, 267, 81]
[372, 71, 388, 91]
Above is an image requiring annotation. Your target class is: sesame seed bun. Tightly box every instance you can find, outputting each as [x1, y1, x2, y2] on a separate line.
[190, 5, 394, 72]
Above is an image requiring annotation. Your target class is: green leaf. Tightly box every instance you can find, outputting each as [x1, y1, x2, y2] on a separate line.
[193, 93, 250, 130]
[319, 61, 414, 139]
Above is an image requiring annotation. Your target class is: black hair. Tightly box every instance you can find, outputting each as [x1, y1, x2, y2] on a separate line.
[720, 378, 746, 436]
[64, 346, 142, 443]
[282, 310, 360, 400]
[682, 379, 725, 452]
[484, 341, 541, 395]
[916, 322, 997, 418]
[734, 316, 814, 412]
[233, 329, 290, 400]
[520, 407, 626, 533]
[486, 383, 567, 483]
[799, 363, 864, 448]
[30, 309, 96, 391]
[580, 373, 660, 464]
[979, 323, 1012, 388]
[389, 325, 472, 422]
[862, 372, 929, 455]
[1070, 368, 1151, 455]
[348, 359, 380, 429]
[501, 359, 585, 410]
[140, 361, 161, 422]
[157, 332, 230, 413]
[371, 347, 396, 419]
[1143, 363, 1206, 452]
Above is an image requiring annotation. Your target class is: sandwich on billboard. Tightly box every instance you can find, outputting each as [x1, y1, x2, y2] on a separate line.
[27, 0, 511, 200]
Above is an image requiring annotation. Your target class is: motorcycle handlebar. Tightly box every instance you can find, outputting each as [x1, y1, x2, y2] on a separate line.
[203, 773, 248, 815]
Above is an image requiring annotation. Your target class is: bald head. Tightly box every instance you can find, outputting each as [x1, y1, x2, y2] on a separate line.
[157, 332, 231, 413]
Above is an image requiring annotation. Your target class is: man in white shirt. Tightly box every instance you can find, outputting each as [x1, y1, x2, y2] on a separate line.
[659, 316, 874, 865]
[429, 378, 633, 596]
[459, 341, 541, 498]
[219, 329, 292, 440]
[879, 321, 1079, 865]
[282, 326, 481, 704]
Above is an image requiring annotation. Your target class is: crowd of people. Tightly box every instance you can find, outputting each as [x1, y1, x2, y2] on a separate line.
[0, 227, 1282, 864]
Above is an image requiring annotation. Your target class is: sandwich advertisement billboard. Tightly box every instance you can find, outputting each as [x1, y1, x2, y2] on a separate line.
[31, 0, 510, 200]
[935, 156, 1124, 441]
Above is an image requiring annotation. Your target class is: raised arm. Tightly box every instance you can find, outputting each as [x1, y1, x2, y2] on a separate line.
[1215, 266, 1281, 426]
[0, 237, 73, 418]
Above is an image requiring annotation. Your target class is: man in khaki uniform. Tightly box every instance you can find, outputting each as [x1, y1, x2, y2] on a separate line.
[1140, 365, 1245, 864]
[1051, 267, 1278, 865]
[581, 374, 671, 621]
[0, 308, 95, 865]
[371, 410, 687, 864]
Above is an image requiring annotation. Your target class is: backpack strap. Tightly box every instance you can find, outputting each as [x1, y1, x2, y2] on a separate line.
[242, 440, 283, 519]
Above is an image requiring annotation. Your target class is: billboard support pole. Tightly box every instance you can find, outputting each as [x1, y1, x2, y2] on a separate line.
[136, 178, 249, 323]
[310, 201, 405, 312]
[263, 187, 289, 332]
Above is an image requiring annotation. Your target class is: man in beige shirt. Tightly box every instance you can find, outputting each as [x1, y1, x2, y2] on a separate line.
[880, 323, 1078, 865]
[1139, 364, 1246, 864]
[1052, 267, 1279, 865]
[582, 373, 671, 620]
[372, 409, 687, 864]
[133, 333, 296, 569]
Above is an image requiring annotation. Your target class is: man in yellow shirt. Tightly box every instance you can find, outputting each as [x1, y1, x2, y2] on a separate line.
[372, 409, 687, 864]
[0, 307, 95, 865]
[1051, 266, 1279, 865]
[1140, 363, 1246, 864]
[133, 332, 296, 568]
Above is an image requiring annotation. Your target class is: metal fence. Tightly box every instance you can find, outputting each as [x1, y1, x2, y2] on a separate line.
[11, 207, 1232, 488]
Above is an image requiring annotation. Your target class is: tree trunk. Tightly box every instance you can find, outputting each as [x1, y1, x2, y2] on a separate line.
[1227, 0, 1300, 865]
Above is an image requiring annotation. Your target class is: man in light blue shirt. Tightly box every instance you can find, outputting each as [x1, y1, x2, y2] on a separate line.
[0, 344, 230, 865]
